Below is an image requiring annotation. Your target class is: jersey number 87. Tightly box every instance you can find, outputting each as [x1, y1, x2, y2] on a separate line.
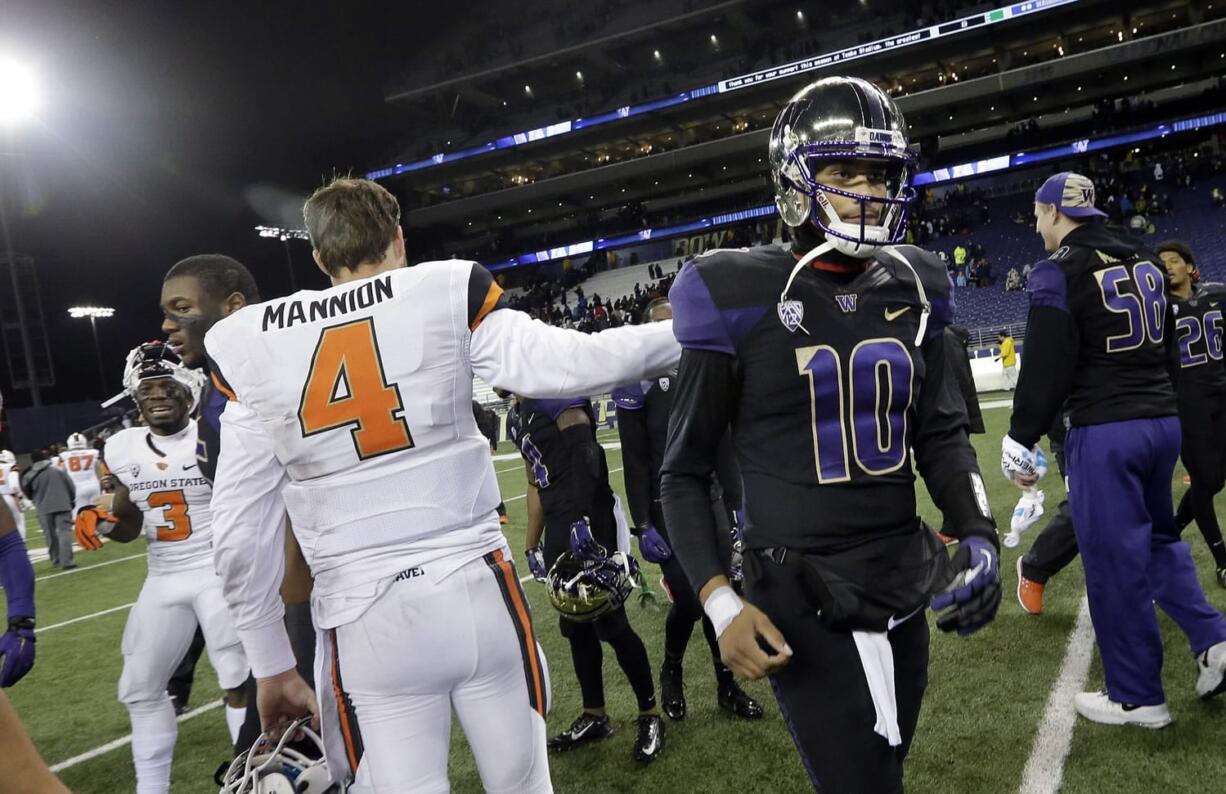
[297, 318, 415, 460]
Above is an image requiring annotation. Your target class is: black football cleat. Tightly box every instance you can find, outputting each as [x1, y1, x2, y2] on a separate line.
[632, 714, 665, 763]
[1216, 567, 1226, 590]
[547, 713, 613, 752]
[718, 679, 764, 719]
[660, 659, 686, 721]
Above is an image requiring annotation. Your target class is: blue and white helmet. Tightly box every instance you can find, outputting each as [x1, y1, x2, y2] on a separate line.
[769, 76, 916, 258]
[112, 341, 206, 413]
[218, 718, 339, 793]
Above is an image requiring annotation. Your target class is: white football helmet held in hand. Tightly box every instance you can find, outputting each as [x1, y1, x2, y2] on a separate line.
[218, 718, 340, 794]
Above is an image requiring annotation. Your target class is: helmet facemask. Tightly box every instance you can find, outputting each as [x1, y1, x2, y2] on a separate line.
[773, 125, 916, 259]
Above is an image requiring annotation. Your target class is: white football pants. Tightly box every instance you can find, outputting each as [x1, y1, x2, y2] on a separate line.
[118, 565, 249, 794]
[317, 548, 552, 794]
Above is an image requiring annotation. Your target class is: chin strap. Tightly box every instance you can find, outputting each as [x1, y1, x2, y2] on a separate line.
[778, 242, 836, 335]
[878, 247, 931, 347]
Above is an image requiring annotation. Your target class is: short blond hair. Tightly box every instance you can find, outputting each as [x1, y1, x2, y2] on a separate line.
[303, 177, 401, 275]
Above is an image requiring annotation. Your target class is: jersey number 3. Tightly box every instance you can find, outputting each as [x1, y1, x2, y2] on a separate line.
[298, 318, 415, 460]
[148, 490, 192, 542]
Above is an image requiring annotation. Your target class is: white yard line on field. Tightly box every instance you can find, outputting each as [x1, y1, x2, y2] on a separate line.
[35, 552, 145, 582]
[49, 700, 225, 773]
[1017, 596, 1095, 794]
[36, 602, 135, 634]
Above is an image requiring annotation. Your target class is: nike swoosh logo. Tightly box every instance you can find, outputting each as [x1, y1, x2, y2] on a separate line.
[887, 604, 925, 630]
[884, 306, 911, 321]
[183, 464, 197, 470]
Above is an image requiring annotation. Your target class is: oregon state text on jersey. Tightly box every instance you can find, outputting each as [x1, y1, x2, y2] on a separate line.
[103, 424, 214, 574]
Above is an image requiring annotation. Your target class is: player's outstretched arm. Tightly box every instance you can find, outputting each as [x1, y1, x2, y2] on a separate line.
[213, 400, 296, 682]
[470, 307, 680, 399]
[0, 690, 69, 793]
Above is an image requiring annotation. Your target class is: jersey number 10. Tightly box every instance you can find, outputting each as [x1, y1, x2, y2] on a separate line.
[796, 339, 914, 483]
[298, 318, 415, 460]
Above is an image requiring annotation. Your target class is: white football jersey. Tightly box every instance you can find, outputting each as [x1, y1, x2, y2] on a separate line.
[61, 449, 100, 488]
[206, 259, 681, 643]
[104, 424, 214, 574]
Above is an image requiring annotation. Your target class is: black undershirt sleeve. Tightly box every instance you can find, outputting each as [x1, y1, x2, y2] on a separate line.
[1008, 305, 1079, 449]
[615, 406, 654, 529]
[660, 348, 739, 591]
[713, 432, 742, 512]
[913, 327, 997, 544]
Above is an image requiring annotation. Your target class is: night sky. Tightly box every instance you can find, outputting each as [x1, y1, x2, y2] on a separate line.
[3, 0, 452, 407]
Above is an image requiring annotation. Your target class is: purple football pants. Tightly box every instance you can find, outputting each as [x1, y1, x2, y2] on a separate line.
[1066, 416, 1226, 706]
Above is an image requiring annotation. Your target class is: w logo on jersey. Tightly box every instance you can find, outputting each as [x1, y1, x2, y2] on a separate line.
[835, 294, 858, 313]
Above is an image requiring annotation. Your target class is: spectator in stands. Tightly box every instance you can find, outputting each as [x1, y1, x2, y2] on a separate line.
[1213, 187, 1225, 209]
[953, 244, 968, 274]
[1005, 267, 1023, 292]
[995, 330, 1018, 391]
[19, 450, 76, 570]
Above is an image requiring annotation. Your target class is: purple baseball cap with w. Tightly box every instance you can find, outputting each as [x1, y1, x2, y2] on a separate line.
[1034, 171, 1107, 218]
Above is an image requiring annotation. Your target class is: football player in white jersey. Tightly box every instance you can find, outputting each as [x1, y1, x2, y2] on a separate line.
[0, 450, 24, 540]
[61, 433, 102, 515]
[74, 342, 250, 794]
[205, 177, 681, 794]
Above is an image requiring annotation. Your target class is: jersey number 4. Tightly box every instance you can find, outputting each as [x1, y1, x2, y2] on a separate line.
[796, 339, 914, 483]
[148, 490, 192, 542]
[298, 318, 415, 460]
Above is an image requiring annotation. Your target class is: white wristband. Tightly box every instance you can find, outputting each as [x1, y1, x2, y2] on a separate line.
[703, 585, 745, 639]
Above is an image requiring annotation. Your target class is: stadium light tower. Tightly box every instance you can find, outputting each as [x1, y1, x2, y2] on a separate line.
[68, 306, 115, 394]
[0, 56, 40, 128]
[255, 225, 309, 292]
[0, 53, 43, 404]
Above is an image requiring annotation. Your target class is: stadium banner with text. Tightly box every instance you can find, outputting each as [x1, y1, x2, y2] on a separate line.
[368, 0, 1077, 181]
[487, 107, 1226, 272]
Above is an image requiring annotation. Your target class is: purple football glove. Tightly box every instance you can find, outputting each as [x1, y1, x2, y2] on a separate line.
[569, 518, 607, 561]
[636, 525, 672, 564]
[0, 621, 35, 687]
[525, 546, 547, 582]
[931, 536, 1001, 637]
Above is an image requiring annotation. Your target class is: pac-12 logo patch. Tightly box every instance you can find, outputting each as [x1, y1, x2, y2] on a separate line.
[777, 300, 805, 332]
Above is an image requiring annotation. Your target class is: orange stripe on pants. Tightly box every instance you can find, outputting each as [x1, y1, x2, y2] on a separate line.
[490, 549, 547, 717]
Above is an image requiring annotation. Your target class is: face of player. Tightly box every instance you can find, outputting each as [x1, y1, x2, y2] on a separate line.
[813, 159, 889, 226]
[160, 276, 231, 368]
[1160, 250, 1193, 292]
[1033, 202, 1060, 252]
[646, 302, 673, 323]
[134, 379, 192, 435]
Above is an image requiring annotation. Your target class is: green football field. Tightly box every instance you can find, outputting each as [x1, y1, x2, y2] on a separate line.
[5, 403, 1226, 793]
